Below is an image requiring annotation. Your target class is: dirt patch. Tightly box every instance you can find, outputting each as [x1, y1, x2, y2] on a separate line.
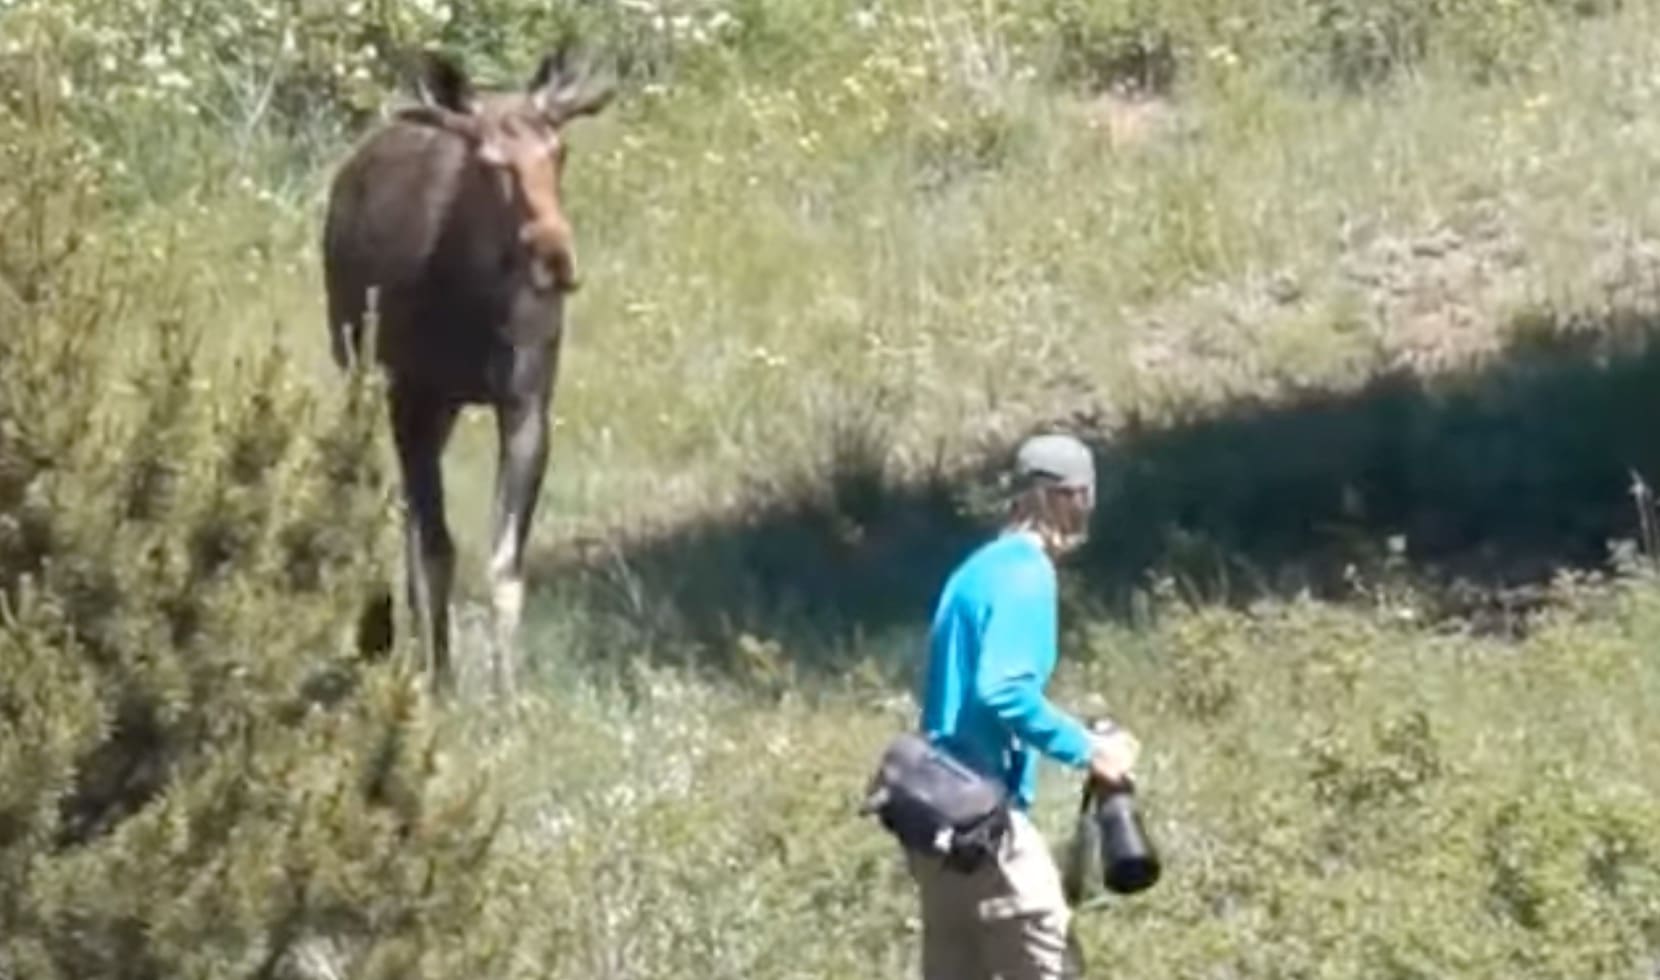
[1335, 207, 1534, 372]
[1118, 205, 1660, 403]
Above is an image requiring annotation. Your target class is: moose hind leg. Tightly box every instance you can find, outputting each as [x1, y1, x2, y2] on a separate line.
[488, 389, 552, 700]
[391, 384, 460, 696]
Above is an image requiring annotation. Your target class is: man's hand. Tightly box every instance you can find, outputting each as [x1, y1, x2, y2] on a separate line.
[1088, 727, 1140, 786]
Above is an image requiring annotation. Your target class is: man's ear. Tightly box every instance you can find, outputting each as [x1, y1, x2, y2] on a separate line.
[412, 49, 475, 113]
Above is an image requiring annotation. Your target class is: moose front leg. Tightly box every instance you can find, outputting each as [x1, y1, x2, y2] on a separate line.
[390, 384, 460, 697]
[488, 377, 553, 701]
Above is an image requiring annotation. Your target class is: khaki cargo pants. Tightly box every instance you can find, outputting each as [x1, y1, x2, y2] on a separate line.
[905, 810, 1083, 980]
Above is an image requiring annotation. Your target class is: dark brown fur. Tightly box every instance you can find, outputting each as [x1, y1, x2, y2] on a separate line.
[322, 48, 614, 696]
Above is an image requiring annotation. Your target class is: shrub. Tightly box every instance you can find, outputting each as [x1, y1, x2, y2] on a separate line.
[0, 58, 505, 980]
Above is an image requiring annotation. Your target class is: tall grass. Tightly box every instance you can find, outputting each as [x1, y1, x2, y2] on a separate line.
[439, 563, 1660, 978]
[9, 0, 1660, 974]
[113, 0, 1654, 551]
[14, 0, 1654, 545]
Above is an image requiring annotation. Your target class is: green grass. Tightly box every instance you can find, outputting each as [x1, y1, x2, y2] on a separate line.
[438, 565, 1660, 978]
[136, 0, 1660, 554]
[10, 0, 1660, 973]
[429, 8, 1660, 971]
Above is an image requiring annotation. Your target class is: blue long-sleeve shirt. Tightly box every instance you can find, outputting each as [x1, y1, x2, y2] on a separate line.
[919, 531, 1094, 809]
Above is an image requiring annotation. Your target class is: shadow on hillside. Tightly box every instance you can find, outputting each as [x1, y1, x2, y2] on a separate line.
[524, 304, 1660, 683]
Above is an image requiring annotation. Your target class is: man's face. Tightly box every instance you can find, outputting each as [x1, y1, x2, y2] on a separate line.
[1046, 483, 1095, 557]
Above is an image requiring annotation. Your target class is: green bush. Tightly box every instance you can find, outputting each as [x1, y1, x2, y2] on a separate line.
[0, 64, 506, 980]
[1301, 0, 1566, 88]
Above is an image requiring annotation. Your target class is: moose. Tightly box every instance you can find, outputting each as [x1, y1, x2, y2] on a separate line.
[322, 46, 615, 697]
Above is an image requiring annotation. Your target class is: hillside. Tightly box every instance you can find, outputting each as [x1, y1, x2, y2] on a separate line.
[4, 0, 1660, 976]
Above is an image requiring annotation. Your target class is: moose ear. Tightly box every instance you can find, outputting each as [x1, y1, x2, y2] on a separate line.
[413, 50, 475, 113]
[528, 42, 617, 125]
[527, 40, 571, 93]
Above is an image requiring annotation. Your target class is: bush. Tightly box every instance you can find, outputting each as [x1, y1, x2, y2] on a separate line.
[1301, 0, 1565, 89]
[0, 61, 506, 980]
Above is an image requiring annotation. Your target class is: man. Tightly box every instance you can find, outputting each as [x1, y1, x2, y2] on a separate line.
[908, 432, 1141, 980]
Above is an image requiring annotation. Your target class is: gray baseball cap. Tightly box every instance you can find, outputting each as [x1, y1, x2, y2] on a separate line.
[1013, 433, 1095, 495]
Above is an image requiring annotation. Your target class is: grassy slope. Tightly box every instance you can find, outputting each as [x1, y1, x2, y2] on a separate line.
[434, 6, 1660, 976]
[460, 574, 1660, 978]
[199, 3, 1660, 546]
[38, 0, 1660, 973]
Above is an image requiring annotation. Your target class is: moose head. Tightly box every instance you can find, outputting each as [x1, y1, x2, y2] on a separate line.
[395, 45, 616, 293]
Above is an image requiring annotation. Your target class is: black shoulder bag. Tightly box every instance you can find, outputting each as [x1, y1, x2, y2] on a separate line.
[859, 731, 1012, 873]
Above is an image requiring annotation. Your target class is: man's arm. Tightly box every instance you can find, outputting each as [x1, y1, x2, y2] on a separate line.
[972, 567, 1094, 769]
